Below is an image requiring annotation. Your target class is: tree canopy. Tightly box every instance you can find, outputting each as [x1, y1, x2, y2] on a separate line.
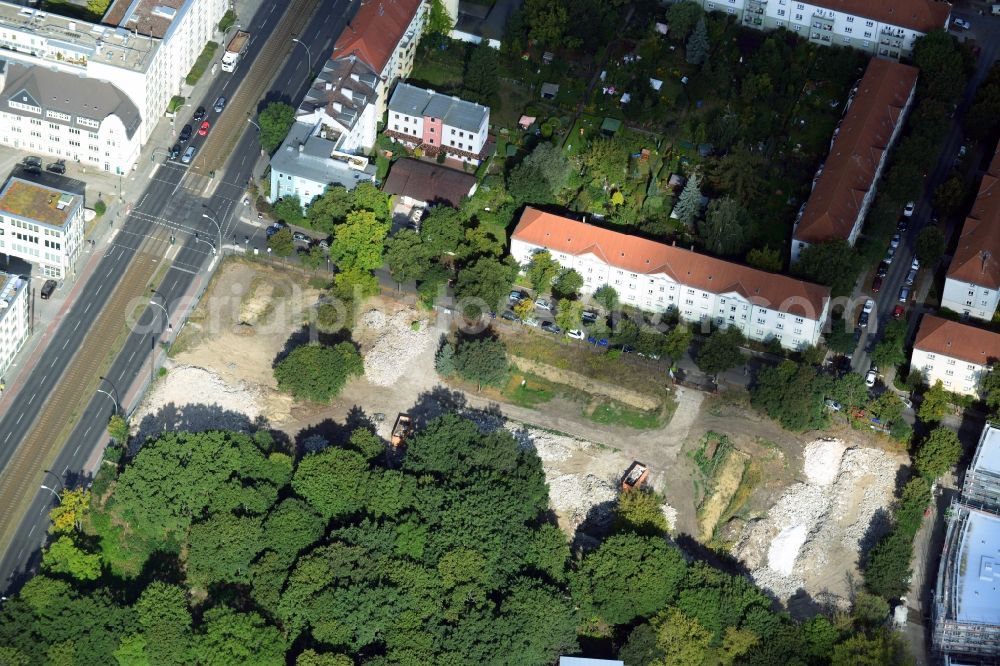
[258, 102, 295, 153]
[274, 342, 363, 402]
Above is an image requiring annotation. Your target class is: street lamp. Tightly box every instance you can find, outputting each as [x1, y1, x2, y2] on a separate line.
[292, 38, 312, 72]
[246, 116, 261, 131]
[40, 469, 63, 503]
[97, 376, 120, 416]
[40, 484, 61, 502]
[201, 211, 223, 257]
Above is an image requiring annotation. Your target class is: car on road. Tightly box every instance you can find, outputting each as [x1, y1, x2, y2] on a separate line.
[179, 124, 193, 142]
[181, 146, 196, 164]
[193, 106, 206, 121]
[871, 276, 883, 293]
[911, 257, 920, 271]
[893, 304, 905, 319]
[198, 120, 210, 136]
[890, 234, 901, 249]
[535, 297, 552, 311]
[863, 298, 875, 314]
[951, 17, 971, 30]
[500, 310, 518, 322]
[884, 246, 896, 264]
[566, 329, 585, 340]
[898, 286, 909, 303]
[540, 321, 561, 334]
[905, 268, 918, 286]
[902, 201, 915, 217]
[213, 96, 226, 113]
[169, 144, 181, 160]
[865, 368, 878, 388]
[293, 232, 311, 244]
[509, 290, 528, 303]
[39, 279, 57, 299]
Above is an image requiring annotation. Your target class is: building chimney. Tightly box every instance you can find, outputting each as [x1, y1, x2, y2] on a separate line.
[298, 143, 304, 152]
[983, 250, 992, 274]
[325, 82, 333, 91]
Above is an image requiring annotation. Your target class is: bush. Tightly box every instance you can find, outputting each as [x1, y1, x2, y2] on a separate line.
[93, 200, 107, 216]
[185, 41, 219, 86]
[274, 342, 363, 402]
[167, 96, 185, 113]
[217, 9, 236, 32]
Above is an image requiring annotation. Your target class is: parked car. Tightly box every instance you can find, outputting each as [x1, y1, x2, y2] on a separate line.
[198, 120, 210, 136]
[884, 246, 896, 264]
[898, 286, 909, 303]
[902, 201, 915, 217]
[581, 310, 599, 324]
[535, 297, 552, 311]
[318, 239, 329, 250]
[900, 396, 913, 410]
[169, 144, 181, 159]
[871, 276, 883, 293]
[890, 234, 901, 249]
[39, 279, 57, 299]
[179, 124, 193, 142]
[213, 96, 226, 113]
[181, 146, 196, 164]
[46, 161, 66, 174]
[587, 336, 610, 347]
[865, 368, 878, 388]
[566, 329, 585, 340]
[293, 232, 311, 244]
[824, 399, 843, 412]
[23, 156, 42, 168]
[952, 17, 971, 30]
[905, 268, 917, 286]
[193, 106, 206, 121]
[540, 321, 561, 334]
[876, 262, 890, 278]
[863, 298, 875, 314]
[897, 218, 909, 232]
[508, 290, 528, 303]
[500, 310, 518, 322]
[859, 311, 870, 328]
[893, 304, 905, 319]
[911, 257, 920, 271]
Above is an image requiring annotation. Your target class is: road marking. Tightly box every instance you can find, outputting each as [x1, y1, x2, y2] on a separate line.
[74, 444, 81, 456]
[74, 321, 80, 331]
[40, 375, 46, 384]
[63, 339, 69, 350]
[16, 413, 22, 424]
[84, 426, 91, 437]
[96, 285, 103, 296]
[28, 525, 34, 537]
[171, 265, 198, 275]
[119, 368, 126, 381]
[4, 433, 10, 443]
[128, 350, 136, 364]
[27, 393, 34, 405]
[50, 358, 56, 368]
[84, 303, 91, 314]
[106, 267, 114, 278]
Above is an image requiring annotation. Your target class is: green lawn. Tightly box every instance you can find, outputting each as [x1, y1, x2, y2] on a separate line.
[502, 372, 557, 408]
[588, 401, 664, 430]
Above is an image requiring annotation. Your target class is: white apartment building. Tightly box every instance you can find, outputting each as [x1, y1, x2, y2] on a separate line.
[698, 0, 951, 60]
[911, 315, 1000, 398]
[0, 174, 84, 279]
[511, 208, 831, 350]
[0, 271, 28, 376]
[297, 55, 381, 156]
[0, 62, 142, 174]
[386, 82, 490, 165]
[791, 57, 917, 262]
[0, 0, 225, 171]
[941, 146, 1000, 321]
[332, 0, 427, 121]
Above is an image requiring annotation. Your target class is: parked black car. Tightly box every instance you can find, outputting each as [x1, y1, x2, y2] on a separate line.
[39, 279, 57, 299]
[45, 161, 65, 174]
[169, 144, 181, 160]
[876, 262, 889, 278]
[179, 124, 193, 142]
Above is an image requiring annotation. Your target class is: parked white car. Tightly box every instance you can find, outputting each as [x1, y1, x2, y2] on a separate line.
[865, 369, 877, 388]
[911, 257, 920, 271]
[863, 298, 875, 314]
[535, 297, 552, 311]
[952, 17, 971, 30]
[890, 234, 901, 249]
[566, 329, 585, 340]
[902, 201, 915, 217]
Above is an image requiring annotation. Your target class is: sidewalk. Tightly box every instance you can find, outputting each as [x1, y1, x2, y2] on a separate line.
[0, 0, 268, 402]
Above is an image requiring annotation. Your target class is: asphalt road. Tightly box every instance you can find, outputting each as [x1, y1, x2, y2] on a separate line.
[849, 18, 1000, 378]
[0, 0, 357, 593]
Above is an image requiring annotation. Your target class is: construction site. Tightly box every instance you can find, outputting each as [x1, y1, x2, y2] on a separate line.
[932, 423, 1000, 662]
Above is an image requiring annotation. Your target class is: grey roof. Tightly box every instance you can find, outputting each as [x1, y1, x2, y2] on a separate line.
[388, 82, 488, 133]
[0, 61, 142, 139]
[299, 55, 378, 132]
[270, 122, 376, 191]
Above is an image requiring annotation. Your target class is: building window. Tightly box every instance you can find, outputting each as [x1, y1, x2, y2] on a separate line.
[847, 16, 854, 22]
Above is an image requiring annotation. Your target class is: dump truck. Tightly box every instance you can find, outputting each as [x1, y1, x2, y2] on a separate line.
[391, 414, 413, 449]
[621, 461, 649, 491]
[221, 30, 250, 72]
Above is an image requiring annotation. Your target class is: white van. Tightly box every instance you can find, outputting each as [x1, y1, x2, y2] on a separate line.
[181, 146, 196, 164]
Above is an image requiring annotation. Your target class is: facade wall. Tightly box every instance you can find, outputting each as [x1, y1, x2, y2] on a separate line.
[0, 274, 29, 376]
[700, 0, 944, 59]
[910, 347, 985, 397]
[375, 2, 427, 118]
[0, 204, 84, 279]
[510, 237, 826, 350]
[389, 105, 489, 165]
[941, 277, 1000, 322]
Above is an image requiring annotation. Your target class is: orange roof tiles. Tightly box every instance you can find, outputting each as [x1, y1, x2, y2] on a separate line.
[333, 0, 422, 74]
[794, 58, 918, 247]
[813, 0, 951, 33]
[513, 208, 830, 319]
[946, 145, 1000, 290]
[915, 315, 1000, 367]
